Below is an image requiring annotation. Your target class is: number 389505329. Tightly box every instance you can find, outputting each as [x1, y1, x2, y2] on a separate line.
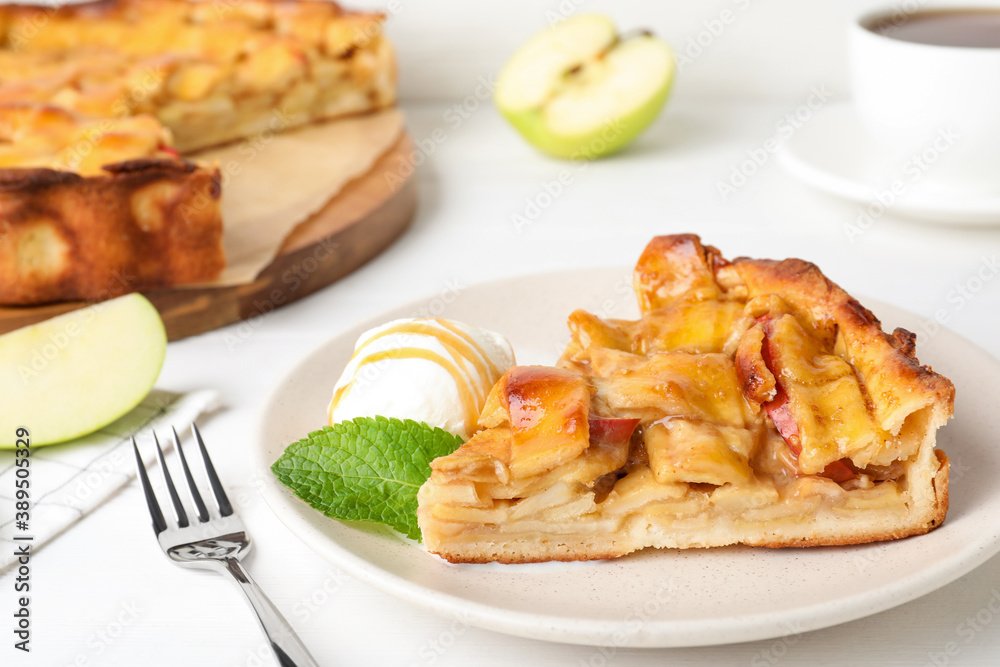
[14, 427, 29, 521]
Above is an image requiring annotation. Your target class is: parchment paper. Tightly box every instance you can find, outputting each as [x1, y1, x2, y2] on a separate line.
[189, 109, 404, 286]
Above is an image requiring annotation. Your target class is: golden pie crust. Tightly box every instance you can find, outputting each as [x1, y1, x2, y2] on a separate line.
[0, 0, 396, 304]
[418, 235, 954, 563]
[0, 159, 224, 304]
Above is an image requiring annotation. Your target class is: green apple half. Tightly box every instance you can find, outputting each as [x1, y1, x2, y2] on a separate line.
[496, 13, 675, 159]
[0, 293, 167, 447]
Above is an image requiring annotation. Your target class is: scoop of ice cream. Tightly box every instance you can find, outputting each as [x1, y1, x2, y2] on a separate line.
[328, 318, 515, 440]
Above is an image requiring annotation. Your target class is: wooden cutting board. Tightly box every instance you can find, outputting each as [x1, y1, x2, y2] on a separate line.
[0, 133, 417, 341]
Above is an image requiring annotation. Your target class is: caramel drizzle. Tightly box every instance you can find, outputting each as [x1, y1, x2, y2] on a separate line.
[329, 319, 504, 435]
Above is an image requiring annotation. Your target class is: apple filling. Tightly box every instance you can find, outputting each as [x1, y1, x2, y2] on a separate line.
[417, 235, 953, 564]
[0, 0, 396, 157]
[0, 105, 176, 175]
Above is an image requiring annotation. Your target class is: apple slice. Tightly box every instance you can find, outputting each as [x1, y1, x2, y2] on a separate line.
[588, 417, 640, 449]
[496, 13, 675, 159]
[757, 316, 856, 484]
[0, 294, 167, 447]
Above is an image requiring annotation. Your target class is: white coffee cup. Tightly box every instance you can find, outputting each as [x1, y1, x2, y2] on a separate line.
[849, 7, 1000, 194]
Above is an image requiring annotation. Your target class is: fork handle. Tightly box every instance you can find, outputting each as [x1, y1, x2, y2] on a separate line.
[220, 557, 320, 667]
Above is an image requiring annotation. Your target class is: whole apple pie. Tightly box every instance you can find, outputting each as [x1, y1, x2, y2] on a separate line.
[0, 0, 396, 304]
[417, 235, 954, 563]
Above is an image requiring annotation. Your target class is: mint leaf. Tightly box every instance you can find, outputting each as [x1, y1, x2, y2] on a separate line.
[270, 417, 464, 541]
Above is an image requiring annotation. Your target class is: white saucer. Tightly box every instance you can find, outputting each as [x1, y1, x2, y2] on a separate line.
[779, 102, 1000, 225]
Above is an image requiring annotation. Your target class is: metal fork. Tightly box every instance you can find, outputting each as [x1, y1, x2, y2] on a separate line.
[133, 424, 319, 667]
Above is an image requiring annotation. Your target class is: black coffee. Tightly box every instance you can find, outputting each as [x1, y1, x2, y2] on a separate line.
[869, 9, 1000, 48]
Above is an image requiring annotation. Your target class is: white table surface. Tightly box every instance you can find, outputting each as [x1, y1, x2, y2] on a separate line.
[6, 98, 1000, 666]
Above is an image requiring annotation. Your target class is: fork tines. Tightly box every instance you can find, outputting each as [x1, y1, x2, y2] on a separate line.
[132, 424, 232, 535]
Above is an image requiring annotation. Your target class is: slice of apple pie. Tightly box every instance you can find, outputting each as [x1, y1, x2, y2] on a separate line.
[417, 235, 954, 563]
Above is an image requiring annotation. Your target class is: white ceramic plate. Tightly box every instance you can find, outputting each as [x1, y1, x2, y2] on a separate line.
[255, 268, 1000, 647]
[779, 102, 1000, 225]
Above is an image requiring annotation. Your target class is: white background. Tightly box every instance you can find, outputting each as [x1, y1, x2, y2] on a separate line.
[354, 0, 990, 101]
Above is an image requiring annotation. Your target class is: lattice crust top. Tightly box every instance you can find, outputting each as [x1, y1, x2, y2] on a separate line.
[418, 235, 954, 563]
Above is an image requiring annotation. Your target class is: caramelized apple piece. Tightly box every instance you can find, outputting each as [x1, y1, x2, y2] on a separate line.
[768, 314, 878, 472]
[599, 465, 687, 516]
[419, 481, 488, 509]
[323, 15, 381, 57]
[478, 380, 508, 429]
[588, 417, 639, 452]
[734, 324, 775, 407]
[739, 312, 881, 476]
[560, 309, 635, 369]
[644, 418, 755, 486]
[168, 62, 224, 102]
[633, 234, 724, 312]
[67, 132, 160, 175]
[501, 366, 592, 479]
[636, 295, 745, 354]
[430, 426, 512, 485]
[510, 480, 591, 520]
[590, 351, 753, 428]
[236, 40, 306, 93]
[481, 417, 635, 501]
[762, 380, 857, 483]
[0, 105, 78, 143]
